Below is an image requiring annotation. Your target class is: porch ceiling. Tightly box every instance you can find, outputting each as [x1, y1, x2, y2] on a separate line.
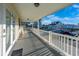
[14, 3, 72, 21]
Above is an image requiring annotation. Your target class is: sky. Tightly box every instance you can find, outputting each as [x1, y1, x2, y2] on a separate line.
[41, 3, 79, 25]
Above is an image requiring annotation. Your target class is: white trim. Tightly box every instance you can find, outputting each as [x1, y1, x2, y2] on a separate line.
[6, 29, 21, 56]
[6, 35, 18, 56]
[2, 24, 6, 56]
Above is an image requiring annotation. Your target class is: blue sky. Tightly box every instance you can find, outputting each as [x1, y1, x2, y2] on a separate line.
[41, 3, 79, 25]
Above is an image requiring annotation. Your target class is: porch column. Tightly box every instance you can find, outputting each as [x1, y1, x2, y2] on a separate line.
[38, 20, 40, 33]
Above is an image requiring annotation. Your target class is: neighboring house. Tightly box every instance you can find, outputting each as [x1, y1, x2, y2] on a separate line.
[63, 24, 79, 32]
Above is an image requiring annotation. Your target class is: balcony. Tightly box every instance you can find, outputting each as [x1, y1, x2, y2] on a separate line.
[0, 3, 79, 56]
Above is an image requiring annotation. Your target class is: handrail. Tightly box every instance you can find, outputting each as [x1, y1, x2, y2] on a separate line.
[33, 28, 78, 40]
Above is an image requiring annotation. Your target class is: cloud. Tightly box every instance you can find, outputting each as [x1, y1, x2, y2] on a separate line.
[47, 15, 55, 18]
[64, 17, 70, 20]
[76, 14, 79, 17]
[41, 17, 52, 25]
[48, 15, 79, 25]
[73, 4, 79, 8]
[41, 11, 79, 25]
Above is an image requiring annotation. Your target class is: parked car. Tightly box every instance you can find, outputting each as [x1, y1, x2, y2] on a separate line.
[52, 30, 64, 34]
[71, 31, 79, 37]
[52, 30, 76, 36]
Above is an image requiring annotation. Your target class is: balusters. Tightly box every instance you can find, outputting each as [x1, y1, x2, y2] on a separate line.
[60, 36, 63, 50]
[67, 37, 69, 54]
[76, 39, 78, 56]
[56, 35, 59, 46]
[64, 36, 66, 51]
[71, 39, 73, 55]
[59, 35, 61, 48]
[49, 31, 51, 43]
[52, 34, 54, 44]
[33, 28, 79, 56]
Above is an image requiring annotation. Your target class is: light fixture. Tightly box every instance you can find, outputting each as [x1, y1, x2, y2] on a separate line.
[34, 3, 40, 7]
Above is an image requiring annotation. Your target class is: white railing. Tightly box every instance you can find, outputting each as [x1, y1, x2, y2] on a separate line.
[32, 28, 79, 56]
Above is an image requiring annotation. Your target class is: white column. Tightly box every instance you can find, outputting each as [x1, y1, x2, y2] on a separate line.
[0, 4, 6, 56]
[3, 24, 6, 56]
[38, 21, 39, 33]
[11, 17, 13, 44]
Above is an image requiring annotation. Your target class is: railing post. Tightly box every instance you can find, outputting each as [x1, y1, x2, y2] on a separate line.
[60, 36, 63, 50]
[49, 31, 52, 44]
[59, 36, 61, 48]
[67, 38, 69, 54]
[64, 36, 66, 51]
[76, 39, 78, 56]
[71, 39, 73, 56]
